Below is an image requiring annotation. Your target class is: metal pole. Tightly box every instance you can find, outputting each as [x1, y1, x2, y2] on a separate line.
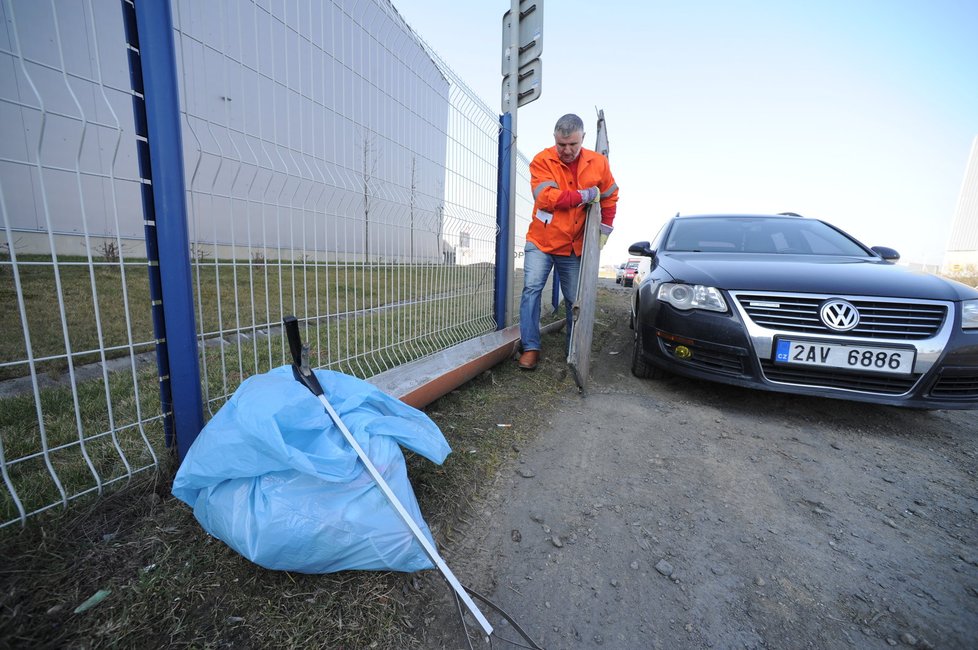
[132, 0, 204, 462]
[504, 0, 520, 327]
[494, 113, 512, 329]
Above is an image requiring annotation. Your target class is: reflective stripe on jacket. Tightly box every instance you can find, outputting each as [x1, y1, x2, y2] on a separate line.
[527, 146, 619, 256]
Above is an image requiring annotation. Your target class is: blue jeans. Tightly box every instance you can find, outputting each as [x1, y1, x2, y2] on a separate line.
[519, 242, 580, 353]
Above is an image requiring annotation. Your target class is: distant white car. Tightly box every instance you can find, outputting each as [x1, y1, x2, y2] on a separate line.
[615, 263, 626, 284]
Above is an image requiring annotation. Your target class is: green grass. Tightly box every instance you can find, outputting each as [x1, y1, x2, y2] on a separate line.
[0, 364, 164, 524]
[0, 256, 497, 381]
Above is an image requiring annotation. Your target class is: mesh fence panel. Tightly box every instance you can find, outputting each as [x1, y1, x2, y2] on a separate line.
[0, 0, 535, 528]
[172, 0, 535, 413]
[0, 0, 161, 528]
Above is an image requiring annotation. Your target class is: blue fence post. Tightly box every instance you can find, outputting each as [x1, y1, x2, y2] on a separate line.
[129, 0, 203, 463]
[494, 112, 513, 330]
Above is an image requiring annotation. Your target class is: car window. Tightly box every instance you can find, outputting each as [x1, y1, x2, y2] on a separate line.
[664, 217, 870, 255]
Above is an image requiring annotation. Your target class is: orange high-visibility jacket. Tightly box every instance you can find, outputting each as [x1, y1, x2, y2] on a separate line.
[527, 146, 619, 256]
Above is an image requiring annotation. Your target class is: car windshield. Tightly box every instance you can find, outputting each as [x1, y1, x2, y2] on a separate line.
[663, 217, 870, 256]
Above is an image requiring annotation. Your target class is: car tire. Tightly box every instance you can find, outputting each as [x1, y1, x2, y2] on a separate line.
[631, 319, 666, 379]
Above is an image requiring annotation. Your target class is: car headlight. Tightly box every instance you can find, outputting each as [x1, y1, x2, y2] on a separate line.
[963, 299, 978, 329]
[657, 283, 727, 312]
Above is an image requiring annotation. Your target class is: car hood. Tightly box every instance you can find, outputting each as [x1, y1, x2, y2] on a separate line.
[658, 253, 978, 301]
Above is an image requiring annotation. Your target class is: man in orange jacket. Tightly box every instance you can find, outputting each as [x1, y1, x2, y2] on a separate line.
[517, 113, 619, 370]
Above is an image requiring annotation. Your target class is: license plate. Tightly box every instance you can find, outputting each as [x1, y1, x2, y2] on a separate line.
[774, 339, 915, 375]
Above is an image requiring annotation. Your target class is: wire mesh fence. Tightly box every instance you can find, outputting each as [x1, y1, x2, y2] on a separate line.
[0, 0, 537, 529]
[0, 0, 162, 528]
[173, 0, 514, 413]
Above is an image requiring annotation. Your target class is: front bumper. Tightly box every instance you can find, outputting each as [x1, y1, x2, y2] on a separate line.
[637, 294, 978, 410]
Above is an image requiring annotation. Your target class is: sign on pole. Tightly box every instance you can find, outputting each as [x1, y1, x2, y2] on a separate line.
[502, 59, 542, 110]
[501, 0, 543, 112]
[497, 0, 543, 327]
[501, 0, 543, 70]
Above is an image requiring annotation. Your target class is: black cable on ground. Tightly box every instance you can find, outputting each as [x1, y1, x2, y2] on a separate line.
[449, 580, 545, 650]
[452, 584, 476, 650]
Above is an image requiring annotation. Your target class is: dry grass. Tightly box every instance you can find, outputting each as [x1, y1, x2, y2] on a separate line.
[0, 291, 603, 648]
[0, 468, 417, 648]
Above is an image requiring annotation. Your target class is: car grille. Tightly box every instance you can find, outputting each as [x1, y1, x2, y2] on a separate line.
[759, 360, 919, 395]
[735, 293, 947, 340]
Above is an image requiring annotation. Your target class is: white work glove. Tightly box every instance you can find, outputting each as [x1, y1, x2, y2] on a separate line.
[578, 186, 600, 205]
[599, 232, 609, 250]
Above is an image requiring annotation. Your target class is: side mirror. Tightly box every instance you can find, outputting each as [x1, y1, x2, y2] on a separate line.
[628, 241, 654, 257]
[871, 246, 900, 262]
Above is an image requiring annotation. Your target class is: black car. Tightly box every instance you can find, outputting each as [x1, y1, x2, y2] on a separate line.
[628, 213, 978, 409]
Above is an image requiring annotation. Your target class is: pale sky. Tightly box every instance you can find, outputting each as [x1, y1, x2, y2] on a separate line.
[393, 0, 978, 268]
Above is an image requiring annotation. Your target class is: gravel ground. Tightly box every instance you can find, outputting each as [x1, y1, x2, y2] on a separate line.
[418, 282, 978, 649]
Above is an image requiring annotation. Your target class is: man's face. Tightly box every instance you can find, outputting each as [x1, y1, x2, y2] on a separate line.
[554, 130, 584, 165]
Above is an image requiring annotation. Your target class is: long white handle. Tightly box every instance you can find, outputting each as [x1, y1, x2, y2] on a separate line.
[314, 393, 493, 636]
[283, 315, 491, 635]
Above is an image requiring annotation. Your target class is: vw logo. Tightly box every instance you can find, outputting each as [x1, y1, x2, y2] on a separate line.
[820, 299, 860, 331]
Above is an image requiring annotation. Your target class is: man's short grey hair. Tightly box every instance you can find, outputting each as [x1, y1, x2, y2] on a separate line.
[554, 113, 584, 137]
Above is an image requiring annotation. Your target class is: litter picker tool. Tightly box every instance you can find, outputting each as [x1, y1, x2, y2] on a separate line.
[282, 316, 493, 637]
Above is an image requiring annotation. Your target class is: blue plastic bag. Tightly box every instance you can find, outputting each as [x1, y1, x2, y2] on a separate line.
[171, 365, 451, 574]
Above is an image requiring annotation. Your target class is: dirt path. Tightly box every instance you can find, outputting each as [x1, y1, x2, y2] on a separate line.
[420, 284, 978, 649]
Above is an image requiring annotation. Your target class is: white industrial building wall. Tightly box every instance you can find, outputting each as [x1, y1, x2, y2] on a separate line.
[0, 0, 143, 256]
[173, 0, 451, 264]
[1, 0, 452, 262]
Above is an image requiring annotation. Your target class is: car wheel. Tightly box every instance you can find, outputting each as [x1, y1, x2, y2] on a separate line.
[631, 319, 666, 379]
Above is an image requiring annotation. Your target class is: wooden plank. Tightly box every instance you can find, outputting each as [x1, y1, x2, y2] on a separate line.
[566, 110, 609, 393]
